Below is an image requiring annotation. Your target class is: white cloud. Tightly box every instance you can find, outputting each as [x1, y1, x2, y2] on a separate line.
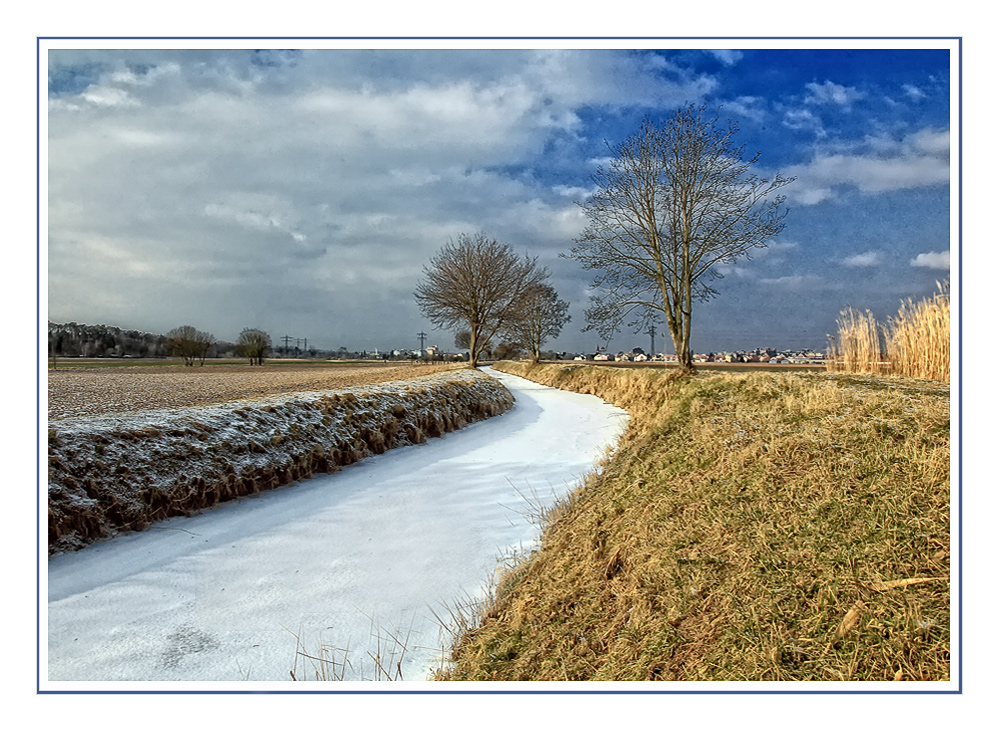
[784, 127, 950, 204]
[749, 239, 799, 264]
[759, 274, 824, 290]
[908, 128, 950, 156]
[841, 251, 880, 268]
[805, 80, 864, 107]
[723, 95, 766, 122]
[782, 108, 825, 136]
[80, 86, 139, 108]
[48, 48, 722, 346]
[910, 251, 950, 270]
[714, 263, 751, 278]
[708, 50, 743, 66]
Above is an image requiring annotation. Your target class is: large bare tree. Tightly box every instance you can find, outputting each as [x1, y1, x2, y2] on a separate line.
[506, 283, 571, 363]
[568, 105, 793, 372]
[415, 232, 546, 368]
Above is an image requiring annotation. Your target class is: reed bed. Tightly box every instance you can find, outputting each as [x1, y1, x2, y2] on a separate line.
[886, 283, 950, 382]
[827, 283, 950, 382]
[827, 308, 886, 375]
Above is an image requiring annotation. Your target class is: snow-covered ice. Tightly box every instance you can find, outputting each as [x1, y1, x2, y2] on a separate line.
[44, 368, 628, 688]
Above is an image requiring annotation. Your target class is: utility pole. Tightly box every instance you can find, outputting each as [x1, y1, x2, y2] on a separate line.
[646, 325, 656, 356]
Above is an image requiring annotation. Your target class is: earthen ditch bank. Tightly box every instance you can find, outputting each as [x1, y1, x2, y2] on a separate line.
[48, 368, 513, 555]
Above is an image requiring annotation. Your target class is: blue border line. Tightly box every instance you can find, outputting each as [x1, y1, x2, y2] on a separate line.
[956, 36, 963, 696]
[37, 37, 961, 696]
[37, 35, 43, 697]
[36, 36, 960, 39]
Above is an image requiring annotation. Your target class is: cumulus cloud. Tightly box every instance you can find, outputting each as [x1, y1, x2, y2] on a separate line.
[782, 108, 825, 136]
[805, 80, 865, 107]
[784, 127, 950, 204]
[46, 48, 721, 345]
[841, 251, 881, 267]
[910, 251, 950, 270]
[759, 274, 824, 290]
[707, 50, 743, 66]
[723, 95, 766, 122]
[747, 239, 800, 265]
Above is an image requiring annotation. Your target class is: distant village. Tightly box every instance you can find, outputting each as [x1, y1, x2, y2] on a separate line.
[570, 346, 827, 365]
[47, 322, 826, 365]
[408, 345, 827, 365]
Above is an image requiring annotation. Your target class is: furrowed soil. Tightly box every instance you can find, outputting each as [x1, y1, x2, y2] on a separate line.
[48, 362, 461, 420]
[439, 361, 951, 682]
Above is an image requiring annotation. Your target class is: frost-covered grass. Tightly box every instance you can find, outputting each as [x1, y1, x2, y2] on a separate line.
[48, 368, 513, 554]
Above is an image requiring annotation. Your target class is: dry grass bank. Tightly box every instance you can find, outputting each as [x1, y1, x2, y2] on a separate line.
[439, 362, 950, 682]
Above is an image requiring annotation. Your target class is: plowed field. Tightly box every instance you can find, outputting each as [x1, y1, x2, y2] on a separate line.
[48, 362, 463, 421]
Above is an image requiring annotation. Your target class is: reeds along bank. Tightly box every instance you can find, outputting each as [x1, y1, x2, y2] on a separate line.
[827, 282, 950, 382]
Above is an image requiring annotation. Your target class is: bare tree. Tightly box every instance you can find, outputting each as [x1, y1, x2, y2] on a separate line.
[236, 328, 271, 366]
[167, 326, 215, 366]
[506, 283, 571, 363]
[567, 105, 793, 372]
[196, 330, 216, 365]
[415, 232, 546, 368]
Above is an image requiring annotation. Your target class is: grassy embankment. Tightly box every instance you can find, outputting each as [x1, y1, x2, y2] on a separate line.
[439, 361, 950, 681]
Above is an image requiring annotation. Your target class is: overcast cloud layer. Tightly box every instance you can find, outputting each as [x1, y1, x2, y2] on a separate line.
[46, 43, 954, 354]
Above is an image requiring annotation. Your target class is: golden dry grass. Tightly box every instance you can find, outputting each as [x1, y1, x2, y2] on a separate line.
[48, 362, 462, 421]
[438, 362, 950, 682]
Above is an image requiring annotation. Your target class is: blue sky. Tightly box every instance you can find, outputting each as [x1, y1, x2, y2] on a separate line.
[44, 41, 955, 355]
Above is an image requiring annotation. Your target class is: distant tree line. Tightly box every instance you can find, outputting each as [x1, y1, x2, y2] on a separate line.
[49, 322, 171, 359]
[48, 321, 239, 362]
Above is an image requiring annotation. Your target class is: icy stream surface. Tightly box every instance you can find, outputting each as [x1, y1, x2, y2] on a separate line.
[45, 367, 628, 687]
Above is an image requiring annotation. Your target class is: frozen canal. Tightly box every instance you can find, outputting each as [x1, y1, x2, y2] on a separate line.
[44, 367, 628, 688]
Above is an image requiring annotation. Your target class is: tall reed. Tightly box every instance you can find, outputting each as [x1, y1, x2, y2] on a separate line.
[827, 307, 886, 375]
[827, 282, 950, 382]
[885, 281, 950, 382]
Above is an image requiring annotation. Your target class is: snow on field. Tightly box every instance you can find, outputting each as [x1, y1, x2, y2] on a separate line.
[44, 368, 629, 688]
